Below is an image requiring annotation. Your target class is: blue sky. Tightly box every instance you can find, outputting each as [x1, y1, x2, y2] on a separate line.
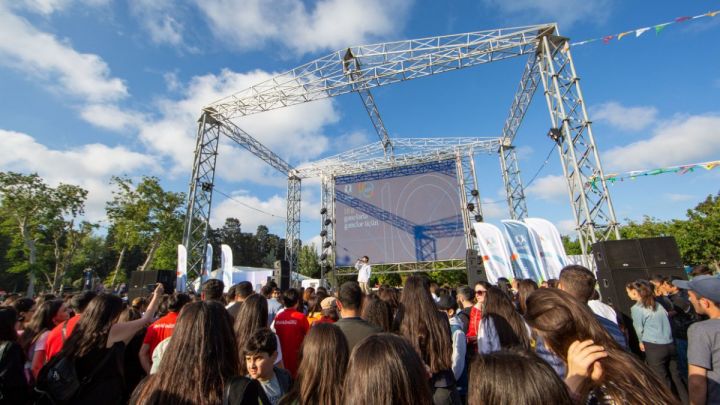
[1, 0, 718, 248]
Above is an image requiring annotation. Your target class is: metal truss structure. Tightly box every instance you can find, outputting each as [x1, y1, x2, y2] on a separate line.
[183, 23, 620, 279]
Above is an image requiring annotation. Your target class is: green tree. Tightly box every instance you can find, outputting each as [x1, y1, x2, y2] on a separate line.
[620, 215, 672, 239]
[561, 235, 583, 255]
[673, 193, 720, 270]
[297, 244, 320, 278]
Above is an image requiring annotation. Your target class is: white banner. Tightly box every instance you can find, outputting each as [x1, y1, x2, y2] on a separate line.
[472, 223, 515, 284]
[502, 220, 548, 282]
[220, 244, 233, 292]
[524, 218, 571, 279]
[203, 244, 213, 283]
[176, 244, 187, 293]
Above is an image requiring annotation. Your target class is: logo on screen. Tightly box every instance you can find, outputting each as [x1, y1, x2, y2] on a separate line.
[357, 182, 374, 198]
[344, 184, 352, 193]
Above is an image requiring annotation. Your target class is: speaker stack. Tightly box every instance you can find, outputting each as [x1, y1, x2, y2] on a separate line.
[593, 236, 686, 318]
[465, 249, 487, 286]
[127, 270, 177, 301]
[274, 260, 291, 291]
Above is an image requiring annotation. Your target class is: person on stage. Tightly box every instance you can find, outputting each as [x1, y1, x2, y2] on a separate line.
[355, 256, 372, 294]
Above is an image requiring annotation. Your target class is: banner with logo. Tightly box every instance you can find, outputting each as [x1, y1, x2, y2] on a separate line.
[203, 243, 213, 283]
[472, 222, 515, 283]
[501, 220, 547, 282]
[220, 244, 233, 292]
[176, 244, 187, 293]
[524, 218, 571, 279]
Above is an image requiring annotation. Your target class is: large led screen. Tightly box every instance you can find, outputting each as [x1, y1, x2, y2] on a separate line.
[334, 160, 466, 266]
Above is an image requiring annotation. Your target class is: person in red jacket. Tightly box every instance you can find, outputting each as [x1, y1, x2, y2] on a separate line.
[44, 291, 96, 360]
[272, 288, 309, 378]
[139, 293, 191, 373]
[465, 282, 488, 353]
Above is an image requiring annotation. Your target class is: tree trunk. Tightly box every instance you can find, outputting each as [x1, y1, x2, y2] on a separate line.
[52, 237, 62, 294]
[19, 220, 37, 297]
[111, 246, 126, 286]
[139, 240, 160, 272]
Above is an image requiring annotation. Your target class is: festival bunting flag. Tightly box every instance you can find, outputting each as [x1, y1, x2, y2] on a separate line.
[524, 218, 571, 279]
[571, 9, 719, 47]
[472, 222, 515, 283]
[203, 243, 213, 283]
[502, 220, 547, 282]
[177, 244, 187, 293]
[220, 244, 233, 292]
[586, 160, 720, 189]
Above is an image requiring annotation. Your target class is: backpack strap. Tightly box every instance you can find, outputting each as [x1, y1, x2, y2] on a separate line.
[223, 376, 251, 405]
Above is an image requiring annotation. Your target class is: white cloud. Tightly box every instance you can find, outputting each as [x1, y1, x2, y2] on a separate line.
[556, 219, 576, 235]
[335, 131, 372, 151]
[193, 0, 413, 54]
[480, 0, 612, 28]
[481, 198, 508, 220]
[140, 68, 340, 181]
[211, 192, 287, 231]
[591, 102, 658, 132]
[0, 129, 158, 221]
[129, 0, 185, 46]
[80, 104, 146, 132]
[525, 174, 567, 201]
[13, 0, 108, 15]
[665, 193, 695, 202]
[0, 4, 127, 103]
[603, 114, 720, 171]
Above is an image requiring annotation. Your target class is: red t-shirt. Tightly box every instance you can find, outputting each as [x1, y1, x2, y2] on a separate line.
[273, 309, 309, 377]
[45, 315, 80, 360]
[466, 306, 482, 339]
[143, 312, 179, 355]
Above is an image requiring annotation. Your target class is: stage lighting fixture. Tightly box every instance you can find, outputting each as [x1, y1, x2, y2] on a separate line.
[323, 242, 332, 249]
[201, 182, 213, 192]
[320, 253, 328, 261]
[471, 189, 479, 197]
[475, 214, 483, 222]
[319, 230, 327, 237]
[470, 229, 477, 237]
[324, 219, 332, 226]
[320, 208, 327, 215]
[548, 127, 563, 144]
[466, 203, 475, 212]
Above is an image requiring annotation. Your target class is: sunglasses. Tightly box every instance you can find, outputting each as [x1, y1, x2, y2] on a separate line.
[475, 290, 487, 296]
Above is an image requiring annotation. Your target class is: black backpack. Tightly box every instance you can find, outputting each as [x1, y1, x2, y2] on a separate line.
[223, 376, 271, 405]
[34, 347, 116, 404]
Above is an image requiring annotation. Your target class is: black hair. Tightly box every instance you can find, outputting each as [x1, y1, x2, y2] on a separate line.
[282, 288, 300, 309]
[436, 294, 458, 311]
[202, 279, 225, 301]
[236, 281, 254, 300]
[69, 291, 97, 313]
[338, 281, 362, 310]
[0, 307, 18, 341]
[244, 327, 277, 356]
[168, 293, 191, 313]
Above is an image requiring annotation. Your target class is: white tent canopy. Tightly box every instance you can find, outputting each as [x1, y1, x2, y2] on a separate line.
[191, 266, 309, 293]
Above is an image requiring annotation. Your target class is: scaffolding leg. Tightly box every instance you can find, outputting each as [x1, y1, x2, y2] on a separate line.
[499, 144, 528, 220]
[319, 174, 336, 287]
[285, 175, 302, 281]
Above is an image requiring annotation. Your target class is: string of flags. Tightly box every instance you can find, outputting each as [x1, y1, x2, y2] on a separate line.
[586, 160, 720, 190]
[571, 10, 719, 47]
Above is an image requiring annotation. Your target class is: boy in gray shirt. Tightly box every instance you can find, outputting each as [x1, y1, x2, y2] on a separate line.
[673, 275, 720, 405]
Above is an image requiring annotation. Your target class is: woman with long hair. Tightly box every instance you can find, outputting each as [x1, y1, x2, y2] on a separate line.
[525, 287, 678, 404]
[19, 299, 68, 380]
[234, 294, 278, 374]
[280, 323, 349, 405]
[626, 280, 687, 401]
[361, 294, 393, 332]
[306, 291, 328, 325]
[477, 286, 531, 353]
[468, 348, 573, 405]
[395, 275, 459, 404]
[11, 298, 35, 336]
[377, 285, 400, 316]
[38, 285, 163, 404]
[343, 333, 432, 405]
[515, 279, 538, 315]
[133, 300, 268, 405]
[0, 306, 30, 403]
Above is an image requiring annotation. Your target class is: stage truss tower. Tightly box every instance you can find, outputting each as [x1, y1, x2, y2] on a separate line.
[182, 23, 620, 280]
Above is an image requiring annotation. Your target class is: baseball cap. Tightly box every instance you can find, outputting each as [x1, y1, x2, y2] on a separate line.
[320, 297, 337, 310]
[673, 275, 720, 303]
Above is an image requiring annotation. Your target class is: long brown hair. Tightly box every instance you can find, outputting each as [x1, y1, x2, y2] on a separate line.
[516, 279, 538, 315]
[625, 280, 656, 309]
[524, 288, 677, 404]
[469, 348, 573, 405]
[280, 323, 348, 405]
[483, 286, 530, 349]
[132, 301, 239, 405]
[234, 294, 268, 373]
[342, 333, 432, 405]
[361, 294, 393, 332]
[19, 299, 64, 351]
[395, 275, 452, 373]
[61, 294, 124, 358]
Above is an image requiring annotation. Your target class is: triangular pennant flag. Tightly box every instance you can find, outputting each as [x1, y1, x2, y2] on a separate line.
[675, 16, 691, 23]
[562, 41, 570, 52]
[703, 162, 719, 170]
[602, 35, 614, 44]
[708, 11, 720, 17]
[636, 27, 651, 37]
[617, 31, 632, 40]
[655, 24, 670, 35]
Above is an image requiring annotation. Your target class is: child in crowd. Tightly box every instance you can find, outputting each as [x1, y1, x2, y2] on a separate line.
[244, 328, 293, 405]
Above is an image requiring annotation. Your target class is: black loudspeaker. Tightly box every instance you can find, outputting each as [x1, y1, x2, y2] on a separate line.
[274, 260, 290, 290]
[465, 249, 487, 286]
[593, 237, 686, 318]
[129, 271, 144, 289]
[127, 287, 149, 302]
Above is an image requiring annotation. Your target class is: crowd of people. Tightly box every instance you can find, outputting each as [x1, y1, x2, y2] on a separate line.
[0, 263, 717, 405]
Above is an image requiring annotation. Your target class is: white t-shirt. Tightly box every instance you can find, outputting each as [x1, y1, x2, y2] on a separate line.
[588, 300, 618, 325]
[355, 262, 371, 282]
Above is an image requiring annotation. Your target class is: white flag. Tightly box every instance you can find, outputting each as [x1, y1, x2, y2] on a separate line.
[502, 220, 547, 282]
[524, 218, 571, 279]
[472, 223, 515, 283]
[176, 244, 187, 293]
[220, 244, 233, 292]
[203, 244, 213, 283]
